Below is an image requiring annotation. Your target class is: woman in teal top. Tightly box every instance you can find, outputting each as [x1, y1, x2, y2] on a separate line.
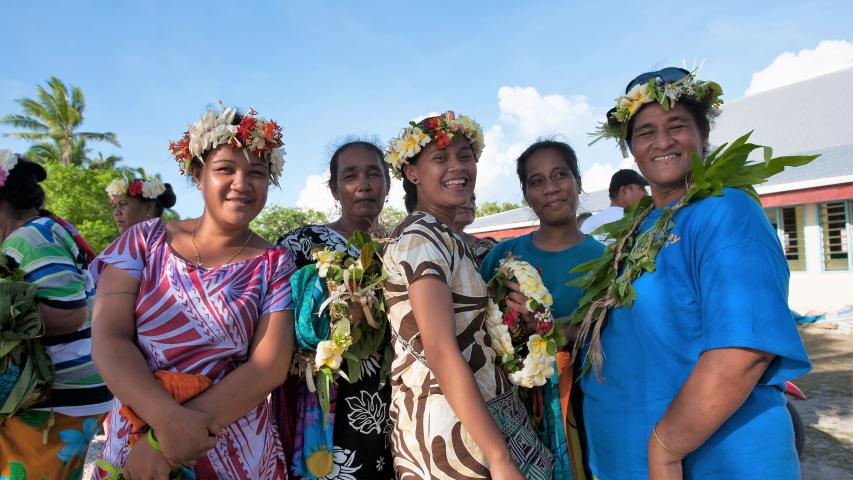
[480, 140, 604, 480]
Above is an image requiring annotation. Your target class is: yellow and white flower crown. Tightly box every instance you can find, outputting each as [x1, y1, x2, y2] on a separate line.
[105, 177, 166, 200]
[590, 69, 723, 157]
[169, 103, 286, 186]
[385, 111, 485, 179]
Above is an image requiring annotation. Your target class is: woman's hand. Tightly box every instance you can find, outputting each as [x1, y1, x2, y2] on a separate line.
[149, 404, 220, 467]
[489, 456, 525, 480]
[503, 281, 537, 331]
[122, 438, 173, 480]
[648, 432, 684, 480]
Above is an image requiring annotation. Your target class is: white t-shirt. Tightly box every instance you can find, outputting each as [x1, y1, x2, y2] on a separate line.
[580, 205, 624, 243]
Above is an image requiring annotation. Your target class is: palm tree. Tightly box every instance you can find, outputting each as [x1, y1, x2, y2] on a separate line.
[1, 76, 120, 165]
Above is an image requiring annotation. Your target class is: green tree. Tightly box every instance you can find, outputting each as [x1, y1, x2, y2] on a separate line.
[1, 76, 120, 165]
[251, 205, 328, 243]
[376, 206, 407, 235]
[476, 201, 522, 218]
[40, 161, 118, 253]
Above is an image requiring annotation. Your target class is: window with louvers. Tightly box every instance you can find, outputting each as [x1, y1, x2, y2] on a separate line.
[819, 201, 851, 271]
[764, 206, 806, 271]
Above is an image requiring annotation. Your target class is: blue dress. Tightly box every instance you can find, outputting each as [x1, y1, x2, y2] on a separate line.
[580, 188, 811, 479]
[481, 233, 604, 479]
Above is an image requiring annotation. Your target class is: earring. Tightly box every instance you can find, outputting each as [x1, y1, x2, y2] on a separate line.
[411, 178, 419, 184]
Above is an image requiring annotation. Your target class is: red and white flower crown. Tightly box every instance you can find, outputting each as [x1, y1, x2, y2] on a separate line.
[385, 111, 484, 180]
[169, 104, 285, 185]
[105, 177, 165, 200]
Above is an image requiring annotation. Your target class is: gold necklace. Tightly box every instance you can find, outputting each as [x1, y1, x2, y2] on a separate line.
[191, 218, 253, 268]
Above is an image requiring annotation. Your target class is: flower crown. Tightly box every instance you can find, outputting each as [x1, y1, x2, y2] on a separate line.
[169, 104, 285, 185]
[385, 111, 485, 180]
[105, 177, 166, 200]
[0, 149, 20, 188]
[590, 71, 723, 157]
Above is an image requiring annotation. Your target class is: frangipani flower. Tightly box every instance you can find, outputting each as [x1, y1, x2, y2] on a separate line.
[105, 179, 128, 197]
[141, 178, 166, 199]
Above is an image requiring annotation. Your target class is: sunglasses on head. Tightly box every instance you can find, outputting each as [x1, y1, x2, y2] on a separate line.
[625, 67, 690, 93]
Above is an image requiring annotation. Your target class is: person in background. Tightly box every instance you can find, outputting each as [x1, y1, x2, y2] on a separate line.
[276, 139, 394, 479]
[0, 150, 112, 480]
[106, 176, 177, 235]
[90, 106, 295, 479]
[453, 193, 497, 267]
[576, 211, 593, 229]
[580, 169, 647, 242]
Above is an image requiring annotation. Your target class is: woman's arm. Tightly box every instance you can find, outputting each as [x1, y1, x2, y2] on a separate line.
[648, 347, 774, 480]
[409, 277, 522, 479]
[38, 303, 88, 335]
[91, 265, 219, 467]
[182, 309, 294, 427]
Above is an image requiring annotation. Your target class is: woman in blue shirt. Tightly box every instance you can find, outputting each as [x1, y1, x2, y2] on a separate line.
[481, 140, 604, 479]
[578, 68, 811, 479]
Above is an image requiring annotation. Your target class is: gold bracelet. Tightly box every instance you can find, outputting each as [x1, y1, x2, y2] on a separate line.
[652, 423, 687, 459]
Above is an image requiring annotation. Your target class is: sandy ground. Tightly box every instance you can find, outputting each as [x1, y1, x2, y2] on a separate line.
[82, 329, 852, 479]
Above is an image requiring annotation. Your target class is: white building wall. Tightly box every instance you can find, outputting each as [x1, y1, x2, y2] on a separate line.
[787, 202, 853, 313]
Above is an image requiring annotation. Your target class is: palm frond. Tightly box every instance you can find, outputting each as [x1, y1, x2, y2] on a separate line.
[78, 131, 120, 147]
[0, 114, 48, 132]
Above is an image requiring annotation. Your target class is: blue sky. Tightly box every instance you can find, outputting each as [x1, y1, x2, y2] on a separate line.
[3, 1, 852, 218]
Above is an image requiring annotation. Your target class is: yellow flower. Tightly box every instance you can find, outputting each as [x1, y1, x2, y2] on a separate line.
[400, 128, 429, 158]
[527, 334, 549, 355]
[306, 446, 334, 477]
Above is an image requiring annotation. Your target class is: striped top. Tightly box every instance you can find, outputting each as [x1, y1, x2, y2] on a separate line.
[1, 216, 112, 416]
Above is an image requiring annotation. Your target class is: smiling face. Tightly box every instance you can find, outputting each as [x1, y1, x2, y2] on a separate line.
[192, 144, 270, 229]
[111, 195, 156, 234]
[523, 148, 579, 227]
[629, 102, 706, 206]
[403, 137, 476, 224]
[331, 145, 389, 224]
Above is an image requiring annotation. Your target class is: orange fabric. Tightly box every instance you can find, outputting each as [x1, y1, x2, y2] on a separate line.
[557, 351, 587, 480]
[119, 370, 212, 445]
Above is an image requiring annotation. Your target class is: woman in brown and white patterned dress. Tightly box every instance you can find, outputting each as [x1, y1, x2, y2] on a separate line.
[382, 112, 553, 480]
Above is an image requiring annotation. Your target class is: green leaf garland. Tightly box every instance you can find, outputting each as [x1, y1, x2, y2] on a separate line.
[569, 132, 819, 380]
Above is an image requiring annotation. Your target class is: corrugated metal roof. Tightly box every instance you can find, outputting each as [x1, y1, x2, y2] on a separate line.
[711, 67, 853, 154]
[763, 143, 853, 186]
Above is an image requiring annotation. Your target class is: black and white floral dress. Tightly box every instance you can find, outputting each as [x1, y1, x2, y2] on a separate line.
[274, 225, 394, 479]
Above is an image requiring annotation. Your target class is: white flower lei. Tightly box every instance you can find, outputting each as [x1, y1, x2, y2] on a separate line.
[384, 111, 485, 180]
[485, 257, 559, 388]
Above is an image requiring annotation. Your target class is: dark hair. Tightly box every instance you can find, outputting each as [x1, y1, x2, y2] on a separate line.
[625, 97, 713, 152]
[143, 182, 176, 217]
[402, 153, 420, 213]
[0, 157, 47, 211]
[327, 141, 390, 191]
[515, 140, 582, 196]
[608, 169, 648, 200]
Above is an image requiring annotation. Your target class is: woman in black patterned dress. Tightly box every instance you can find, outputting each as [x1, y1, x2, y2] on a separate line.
[273, 140, 394, 479]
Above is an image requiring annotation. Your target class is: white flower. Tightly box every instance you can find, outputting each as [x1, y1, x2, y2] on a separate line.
[316, 340, 344, 370]
[141, 178, 166, 199]
[187, 107, 238, 159]
[313, 249, 338, 278]
[105, 178, 128, 197]
[269, 149, 285, 185]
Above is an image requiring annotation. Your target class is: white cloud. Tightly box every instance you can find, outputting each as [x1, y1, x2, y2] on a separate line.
[475, 86, 603, 203]
[745, 40, 853, 95]
[581, 157, 638, 193]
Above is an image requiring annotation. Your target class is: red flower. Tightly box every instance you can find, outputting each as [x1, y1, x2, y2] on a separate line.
[535, 321, 553, 335]
[236, 117, 258, 142]
[425, 117, 440, 131]
[128, 181, 144, 197]
[263, 121, 281, 143]
[502, 309, 519, 329]
[435, 131, 452, 148]
[169, 134, 191, 160]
